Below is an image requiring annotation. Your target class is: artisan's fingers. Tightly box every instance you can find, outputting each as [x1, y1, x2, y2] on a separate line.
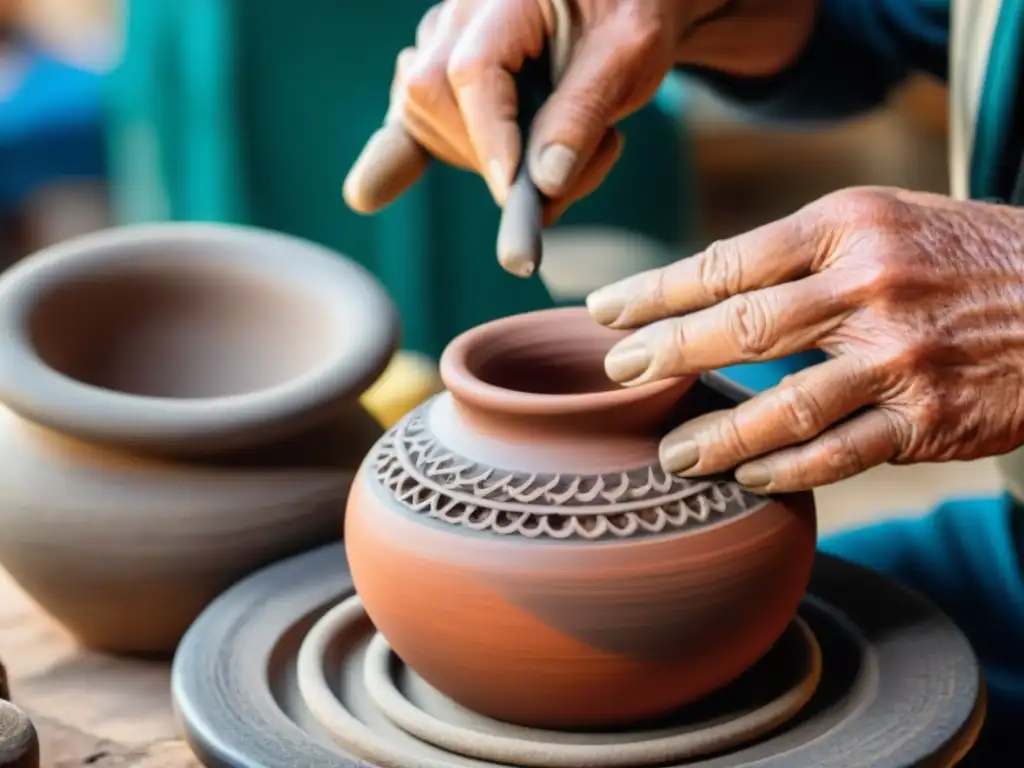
[543, 128, 625, 225]
[448, 0, 548, 204]
[586, 209, 831, 328]
[603, 273, 849, 386]
[659, 357, 878, 476]
[344, 48, 434, 213]
[402, 2, 477, 166]
[343, 124, 432, 214]
[415, 3, 444, 48]
[393, 42, 471, 167]
[401, 109, 472, 168]
[733, 407, 900, 493]
[527, 14, 669, 199]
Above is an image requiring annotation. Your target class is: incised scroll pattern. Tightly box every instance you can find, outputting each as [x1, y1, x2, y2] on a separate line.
[372, 412, 765, 540]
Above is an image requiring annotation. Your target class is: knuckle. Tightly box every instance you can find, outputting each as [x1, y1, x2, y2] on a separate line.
[648, 268, 673, 315]
[842, 246, 919, 309]
[557, 94, 612, 138]
[817, 186, 896, 226]
[394, 47, 418, 81]
[863, 257, 913, 299]
[815, 188, 925, 303]
[404, 59, 449, 111]
[819, 429, 869, 479]
[709, 411, 752, 457]
[667, 318, 689, 361]
[773, 383, 828, 439]
[415, 4, 444, 46]
[880, 408, 917, 458]
[445, 48, 485, 90]
[616, 10, 664, 59]
[697, 240, 744, 302]
[723, 294, 775, 357]
[891, 337, 946, 385]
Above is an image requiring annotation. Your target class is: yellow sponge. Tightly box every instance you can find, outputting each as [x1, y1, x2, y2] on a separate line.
[360, 351, 443, 428]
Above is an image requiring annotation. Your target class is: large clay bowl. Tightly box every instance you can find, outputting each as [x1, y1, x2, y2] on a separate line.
[346, 308, 816, 729]
[0, 223, 398, 654]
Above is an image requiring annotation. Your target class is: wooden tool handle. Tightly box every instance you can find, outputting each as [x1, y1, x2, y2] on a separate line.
[496, 50, 553, 278]
[343, 123, 431, 214]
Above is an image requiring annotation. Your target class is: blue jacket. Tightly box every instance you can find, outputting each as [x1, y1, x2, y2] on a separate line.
[684, 1, 1024, 762]
[685, 0, 1023, 200]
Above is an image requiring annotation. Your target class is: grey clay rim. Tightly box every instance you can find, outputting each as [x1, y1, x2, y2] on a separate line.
[356, 612, 821, 766]
[172, 544, 984, 768]
[0, 223, 399, 452]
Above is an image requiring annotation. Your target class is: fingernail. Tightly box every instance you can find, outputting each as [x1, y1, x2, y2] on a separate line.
[534, 144, 577, 191]
[605, 341, 651, 383]
[736, 463, 771, 489]
[660, 439, 700, 474]
[486, 158, 509, 204]
[586, 285, 627, 326]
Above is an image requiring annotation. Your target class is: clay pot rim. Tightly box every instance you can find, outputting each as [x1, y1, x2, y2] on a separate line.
[0, 222, 399, 454]
[440, 307, 685, 416]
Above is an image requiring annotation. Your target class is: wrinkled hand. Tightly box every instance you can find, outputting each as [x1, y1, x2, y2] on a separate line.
[587, 187, 1024, 492]
[345, 0, 812, 221]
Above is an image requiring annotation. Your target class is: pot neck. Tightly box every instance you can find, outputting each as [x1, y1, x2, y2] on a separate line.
[447, 383, 689, 440]
[426, 379, 694, 476]
[437, 307, 697, 453]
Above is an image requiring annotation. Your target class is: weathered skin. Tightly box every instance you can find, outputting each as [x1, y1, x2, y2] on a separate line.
[589, 187, 1024, 491]
[344, 0, 817, 221]
[344, 0, 1024, 494]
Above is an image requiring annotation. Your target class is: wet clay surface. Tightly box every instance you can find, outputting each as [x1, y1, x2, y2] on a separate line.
[346, 308, 817, 728]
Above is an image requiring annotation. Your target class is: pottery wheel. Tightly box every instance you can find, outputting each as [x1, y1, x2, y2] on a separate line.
[295, 597, 819, 768]
[173, 545, 985, 768]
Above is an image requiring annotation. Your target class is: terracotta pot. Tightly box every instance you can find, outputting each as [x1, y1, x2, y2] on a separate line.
[346, 307, 816, 729]
[0, 223, 398, 655]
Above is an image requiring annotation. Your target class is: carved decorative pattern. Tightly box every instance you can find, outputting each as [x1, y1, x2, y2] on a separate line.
[371, 411, 767, 540]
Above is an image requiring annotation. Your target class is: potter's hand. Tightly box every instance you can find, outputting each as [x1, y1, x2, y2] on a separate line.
[344, 0, 816, 221]
[587, 188, 1024, 492]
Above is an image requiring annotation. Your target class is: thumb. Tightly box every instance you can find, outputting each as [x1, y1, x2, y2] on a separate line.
[528, 18, 669, 198]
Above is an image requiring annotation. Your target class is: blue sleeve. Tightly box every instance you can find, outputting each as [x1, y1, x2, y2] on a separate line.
[677, 0, 950, 122]
[820, 494, 1024, 737]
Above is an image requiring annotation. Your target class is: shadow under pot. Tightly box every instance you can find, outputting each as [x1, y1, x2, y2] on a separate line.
[0, 223, 398, 655]
[346, 307, 817, 730]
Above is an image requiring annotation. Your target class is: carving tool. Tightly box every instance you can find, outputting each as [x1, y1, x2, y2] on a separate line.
[495, 50, 553, 278]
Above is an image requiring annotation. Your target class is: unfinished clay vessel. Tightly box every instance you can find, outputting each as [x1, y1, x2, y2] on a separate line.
[0, 223, 398, 655]
[346, 307, 816, 729]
